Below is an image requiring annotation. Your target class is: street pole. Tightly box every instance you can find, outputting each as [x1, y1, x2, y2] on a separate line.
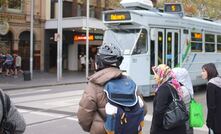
[86, 0, 90, 78]
[30, 0, 34, 80]
[57, 0, 63, 81]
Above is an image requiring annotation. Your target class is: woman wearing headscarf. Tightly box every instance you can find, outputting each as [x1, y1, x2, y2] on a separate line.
[150, 64, 186, 134]
[173, 67, 194, 134]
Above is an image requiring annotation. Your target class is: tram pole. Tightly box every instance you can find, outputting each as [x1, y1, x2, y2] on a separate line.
[30, 0, 34, 80]
[57, 0, 63, 81]
[86, 0, 90, 78]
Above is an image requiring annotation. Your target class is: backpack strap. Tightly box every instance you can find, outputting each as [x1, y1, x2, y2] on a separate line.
[0, 90, 11, 128]
[4, 94, 11, 113]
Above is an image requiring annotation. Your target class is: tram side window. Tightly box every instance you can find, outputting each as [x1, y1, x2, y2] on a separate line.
[167, 32, 172, 67]
[158, 32, 163, 65]
[217, 35, 221, 52]
[132, 29, 148, 55]
[150, 40, 155, 75]
[174, 32, 179, 67]
[191, 32, 202, 52]
[205, 34, 215, 52]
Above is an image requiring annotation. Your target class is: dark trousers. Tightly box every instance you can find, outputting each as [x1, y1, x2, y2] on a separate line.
[209, 128, 221, 134]
[81, 64, 85, 71]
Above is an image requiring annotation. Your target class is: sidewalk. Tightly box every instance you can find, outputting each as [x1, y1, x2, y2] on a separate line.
[0, 71, 88, 90]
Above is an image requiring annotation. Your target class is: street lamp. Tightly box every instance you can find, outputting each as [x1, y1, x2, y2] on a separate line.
[86, 0, 90, 78]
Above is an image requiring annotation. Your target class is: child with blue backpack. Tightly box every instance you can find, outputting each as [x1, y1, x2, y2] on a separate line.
[77, 43, 147, 134]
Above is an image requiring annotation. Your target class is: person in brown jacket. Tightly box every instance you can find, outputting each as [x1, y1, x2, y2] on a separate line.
[77, 43, 146, 134]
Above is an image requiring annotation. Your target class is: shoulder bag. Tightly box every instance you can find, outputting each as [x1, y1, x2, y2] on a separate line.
[163, 85, 189, 129]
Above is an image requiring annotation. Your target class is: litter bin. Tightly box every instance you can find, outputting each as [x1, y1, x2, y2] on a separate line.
[23, 71, 31, 81]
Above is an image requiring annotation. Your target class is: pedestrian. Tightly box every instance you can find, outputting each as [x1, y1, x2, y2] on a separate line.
[79, 53, 86, 71]
[150, 64, 186, 134]
[4, 53, 14, 76]
[13, 53, 23, 78]
[77, 43, 147, 134]
[0, 52, 4, 74]
[173, 67, 194, 134]
[0, 88, 26, 133]
[201, 63, 221, 134]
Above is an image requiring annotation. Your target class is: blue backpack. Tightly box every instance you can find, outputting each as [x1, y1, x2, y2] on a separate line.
[104, 77, 144, 134]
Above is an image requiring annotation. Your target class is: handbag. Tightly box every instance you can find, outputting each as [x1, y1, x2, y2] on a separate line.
[189, 99, 204, 127]
[163, 85, 189, 129]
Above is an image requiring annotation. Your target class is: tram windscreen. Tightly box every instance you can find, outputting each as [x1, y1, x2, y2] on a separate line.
[103, 29, 140, 55]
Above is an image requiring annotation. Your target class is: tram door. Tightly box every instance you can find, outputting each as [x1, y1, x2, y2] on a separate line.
[166, 30, 180, 68]
[150, 29, 180, 74]
[150, 29, 165, 74]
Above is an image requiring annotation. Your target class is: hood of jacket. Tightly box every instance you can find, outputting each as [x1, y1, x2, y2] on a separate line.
[209, 76, 221, 88]
[88, 67, 122, 86]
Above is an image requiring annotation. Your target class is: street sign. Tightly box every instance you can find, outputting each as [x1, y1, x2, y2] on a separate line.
[54, 33, 60, 42]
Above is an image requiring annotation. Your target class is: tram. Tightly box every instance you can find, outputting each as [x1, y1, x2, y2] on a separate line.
[102, 0, 221, 96]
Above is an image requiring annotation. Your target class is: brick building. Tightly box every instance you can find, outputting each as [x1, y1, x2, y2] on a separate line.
[0, 0, 46, 70]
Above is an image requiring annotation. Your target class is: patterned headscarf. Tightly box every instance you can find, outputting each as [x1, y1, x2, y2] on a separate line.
[152, 64, 182, 99]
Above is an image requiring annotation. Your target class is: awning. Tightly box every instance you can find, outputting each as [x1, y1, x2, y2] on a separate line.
[45, 17, 106, 30]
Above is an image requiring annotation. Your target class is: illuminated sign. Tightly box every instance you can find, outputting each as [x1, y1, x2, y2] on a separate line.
[164, 3, 183, 13]
[74, 34, 103, 41]
[94, 35, 103, 40]
[74, 35, 94, 41]
[194, 33, 202, 39]
[104, 12, 131, 21]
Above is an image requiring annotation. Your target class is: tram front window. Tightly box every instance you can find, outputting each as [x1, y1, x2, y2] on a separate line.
[132, 29, 148, 55]
[103, 29, 140, 55]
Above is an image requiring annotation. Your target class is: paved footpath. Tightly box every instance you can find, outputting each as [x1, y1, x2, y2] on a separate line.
[0, 71, 87, 90]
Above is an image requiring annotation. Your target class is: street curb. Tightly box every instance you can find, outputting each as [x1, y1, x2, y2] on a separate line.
[2, 81, 87, 91]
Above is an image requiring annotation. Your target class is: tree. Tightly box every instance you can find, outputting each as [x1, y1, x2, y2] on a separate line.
[156, 0, 221, 20]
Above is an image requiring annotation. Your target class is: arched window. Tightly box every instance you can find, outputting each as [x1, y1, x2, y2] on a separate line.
[0, 31, 13, 54]
[8, 0, 22, 12]
[0, 1, 2, 9]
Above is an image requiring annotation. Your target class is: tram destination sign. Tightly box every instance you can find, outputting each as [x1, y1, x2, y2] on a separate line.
[104, 12, 131, 21]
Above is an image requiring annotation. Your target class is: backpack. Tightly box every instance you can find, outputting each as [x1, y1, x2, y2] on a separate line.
[0, 90, 16, 134]
[104, 77, 145, 134]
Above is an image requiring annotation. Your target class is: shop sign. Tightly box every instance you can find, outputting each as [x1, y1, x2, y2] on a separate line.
[73, 34, 103, 41]
[0, 21, 9, 35]
[94, 35, 103, 40]
[74, 35, 94, 41]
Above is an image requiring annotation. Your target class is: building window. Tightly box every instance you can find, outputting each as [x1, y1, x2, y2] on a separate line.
[217, 35, 221, 52]
[90, 6, 95, 17]
[0, 0, 2, 8]
[63, 1, 72, 17]
[205, 34, 215, 52]
[191, 32, 202, 52]
[7, 0, 22, 11]
[77, 4, 82, 16]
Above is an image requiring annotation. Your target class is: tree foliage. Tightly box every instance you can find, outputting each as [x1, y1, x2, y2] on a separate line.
[156, 0, 221, 20]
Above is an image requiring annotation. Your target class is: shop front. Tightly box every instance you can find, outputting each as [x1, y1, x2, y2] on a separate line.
[44, 17, 105, 72]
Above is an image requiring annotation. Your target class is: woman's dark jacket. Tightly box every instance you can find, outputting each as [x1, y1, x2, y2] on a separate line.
[150, 82, 186, 134]
[206, 77, 221, 133]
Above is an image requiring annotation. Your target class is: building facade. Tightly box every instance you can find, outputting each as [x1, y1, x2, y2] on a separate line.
[1, 0, 156, 72]
[44, 0, 121, 72]
[0, 0, 46, 70]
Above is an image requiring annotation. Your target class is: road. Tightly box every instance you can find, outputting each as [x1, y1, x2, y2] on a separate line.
[5, 84, 208, 134]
